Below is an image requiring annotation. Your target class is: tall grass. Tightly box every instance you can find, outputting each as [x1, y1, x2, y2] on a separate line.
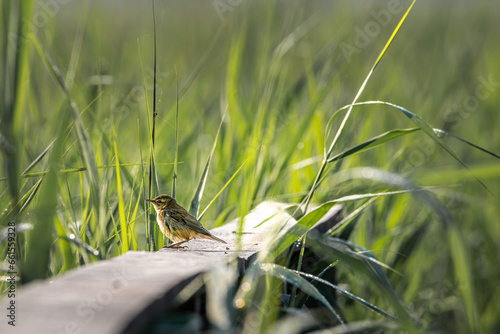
[1, 0, 500, 332]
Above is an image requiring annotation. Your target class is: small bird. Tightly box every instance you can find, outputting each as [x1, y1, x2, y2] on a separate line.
[146, 194, 227, 249]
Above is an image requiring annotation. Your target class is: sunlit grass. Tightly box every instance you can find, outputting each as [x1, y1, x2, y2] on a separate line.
[1, 0, 499, 333]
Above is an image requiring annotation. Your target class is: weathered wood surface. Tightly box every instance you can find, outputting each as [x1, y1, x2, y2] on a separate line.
[0, 202, 342, 334]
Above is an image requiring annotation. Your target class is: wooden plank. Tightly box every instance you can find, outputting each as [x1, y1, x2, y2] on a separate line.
[0, 202, 342, 334]
[0, 202, 283, 333]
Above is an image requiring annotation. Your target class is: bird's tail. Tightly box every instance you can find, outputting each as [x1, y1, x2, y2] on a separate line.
[203, 233, 227, 244]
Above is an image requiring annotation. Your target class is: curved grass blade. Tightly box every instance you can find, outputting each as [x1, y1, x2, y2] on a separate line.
[347, 101, 493, 194]
[305, 0, 417, 209]
[271, 201, 337, 258]
[291, 128, 419, 172]
[333, 167, 480, 333]
[434, 128, 500, 160]
[328, 237, 403, 278]
[190, 103, 229, 217]
[327, 128, 420, 163]
[260, 263, 344, 325]
[330, 120, 499, 170]
[308, 102, 499, 183]
[305, 237, 416, 332]
[293, 268, 397, 320]
[300, 260, 340, 308]
[272, 188, 436, 258]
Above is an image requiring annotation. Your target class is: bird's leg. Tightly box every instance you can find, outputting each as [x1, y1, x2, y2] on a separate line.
[162, 240, 188, 249]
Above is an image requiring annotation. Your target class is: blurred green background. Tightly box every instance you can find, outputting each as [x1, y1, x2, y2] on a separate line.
[1, 0, 499, 332]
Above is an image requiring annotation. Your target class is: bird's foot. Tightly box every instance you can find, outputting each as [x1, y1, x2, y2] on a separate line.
[162, 240, 188, 249]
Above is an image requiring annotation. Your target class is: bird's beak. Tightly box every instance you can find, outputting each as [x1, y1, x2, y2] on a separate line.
[146, 199, 154, 203]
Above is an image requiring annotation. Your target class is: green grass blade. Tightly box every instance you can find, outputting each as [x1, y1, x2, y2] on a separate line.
[178, 25, 223, 99]
[173, 66, 179, 198]
[107, 199, 121, 249]
[198, 158, 246, 221]
[334, 167, 480, 333]
[54, 217, 76, 271]
[266, 61, 340, 195]
[22, 140, 55, 176]
[271, 201, 337, 258]
[114, 141, 129, 253]
[18, 178, 43, 214]
[260, 263, 344, 325]
[2, 0, 36, 207]
[30, 34, 102, 236]
[447, 224, 479, 333]
[12, 162, 176, 180]
[434, 128, 500, 160]
[272, 188, 434, 258]
[327, 197, 377, 236]
[389, 223, 427, 270]
[127, 177, 145, 252]
[308, 237, 416, 331]
[65, 1, 88, 91]
[150, 0, 160, 198]
[289, 234, 307, 308]
[190, 104, 229, 217]
[327, 0, 416, 159]
[2, 178, 42, 225]
[327, 128, 420, 163]
[349, 101, 494, 193]
[294, 268, 397, 319]
[306, 0, 417, 209]
[22, 102, 70, 283]
[138, 38, 157, 250]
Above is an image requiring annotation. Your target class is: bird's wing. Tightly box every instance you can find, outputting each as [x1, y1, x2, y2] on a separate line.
[166, 208, 226, 243]
[167, 209, 211, 235]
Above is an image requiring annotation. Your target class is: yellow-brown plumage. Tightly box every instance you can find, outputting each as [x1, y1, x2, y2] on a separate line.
[146, 194, 226, 248]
